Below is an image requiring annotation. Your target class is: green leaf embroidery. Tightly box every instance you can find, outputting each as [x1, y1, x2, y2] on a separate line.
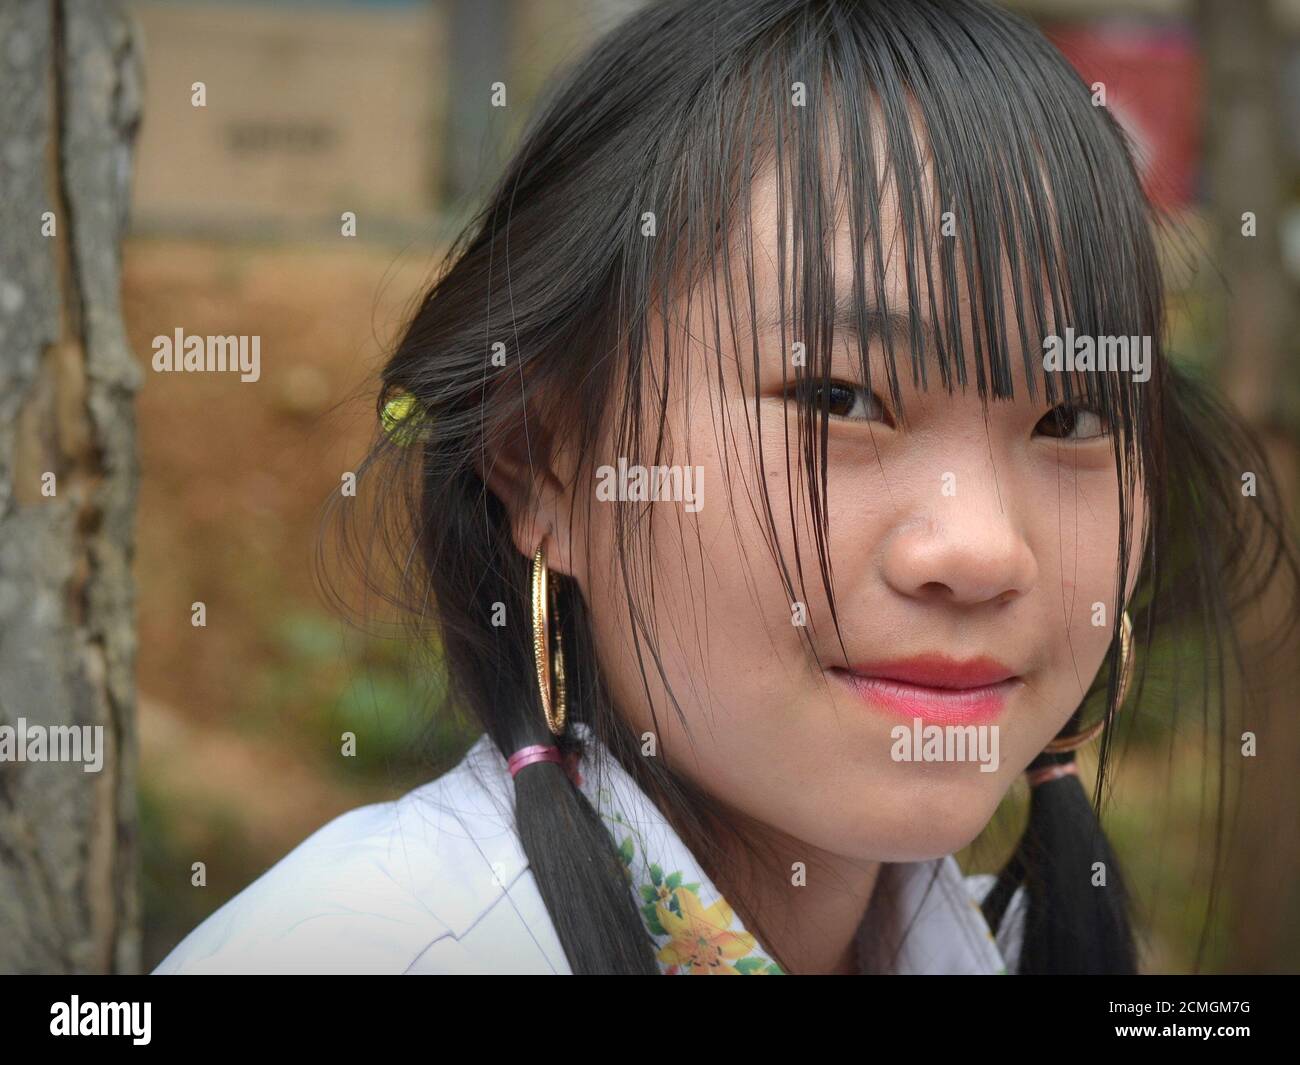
[642, 903, 667, 937]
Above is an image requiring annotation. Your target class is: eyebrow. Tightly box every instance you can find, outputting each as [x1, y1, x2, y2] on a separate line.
[754, 293, 936, 361]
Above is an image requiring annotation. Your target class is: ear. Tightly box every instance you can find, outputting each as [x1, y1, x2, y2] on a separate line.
[479, 418, 581, 581]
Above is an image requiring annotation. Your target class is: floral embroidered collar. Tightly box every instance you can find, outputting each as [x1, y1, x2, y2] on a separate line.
[566, 721, 1016, 975]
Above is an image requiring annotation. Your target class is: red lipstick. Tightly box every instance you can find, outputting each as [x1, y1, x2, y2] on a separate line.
[831, 654, 1019, 725]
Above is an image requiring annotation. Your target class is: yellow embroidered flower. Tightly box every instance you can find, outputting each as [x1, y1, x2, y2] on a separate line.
[655, 888, 757, 974]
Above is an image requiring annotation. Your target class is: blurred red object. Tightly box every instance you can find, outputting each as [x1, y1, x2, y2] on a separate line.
[1045, 21, 1202, 211]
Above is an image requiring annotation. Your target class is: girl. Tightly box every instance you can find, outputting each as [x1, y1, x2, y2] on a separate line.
[155, 0, 1300, 975]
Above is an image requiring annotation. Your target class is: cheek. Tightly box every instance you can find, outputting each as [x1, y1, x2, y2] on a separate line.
[573, 422, 803, 759]
[1029, 467, 1131, 706]
[755, 420, 897, 602]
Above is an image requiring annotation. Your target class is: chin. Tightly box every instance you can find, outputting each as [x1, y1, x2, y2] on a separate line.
[856, 773, 1010, 863]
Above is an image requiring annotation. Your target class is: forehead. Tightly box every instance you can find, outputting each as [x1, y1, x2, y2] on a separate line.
[732, 146, 1057, 403]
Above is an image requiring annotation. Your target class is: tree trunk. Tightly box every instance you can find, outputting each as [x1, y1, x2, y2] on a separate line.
[0, 0, 142, 973]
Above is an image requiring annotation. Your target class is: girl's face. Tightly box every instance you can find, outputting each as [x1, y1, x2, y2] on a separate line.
[550, 162, 1148, 866]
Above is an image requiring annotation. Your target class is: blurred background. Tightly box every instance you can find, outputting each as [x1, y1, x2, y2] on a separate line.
[31, 0, 1300, 971]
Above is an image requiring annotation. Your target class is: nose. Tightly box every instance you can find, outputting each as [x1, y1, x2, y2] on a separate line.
[880, 484, 1038, 608]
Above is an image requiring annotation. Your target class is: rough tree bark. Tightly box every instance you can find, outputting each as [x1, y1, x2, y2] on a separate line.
[0, 0, 142, 973]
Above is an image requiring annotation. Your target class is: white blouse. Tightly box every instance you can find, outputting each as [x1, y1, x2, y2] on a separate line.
[154, 720, 1025, 974]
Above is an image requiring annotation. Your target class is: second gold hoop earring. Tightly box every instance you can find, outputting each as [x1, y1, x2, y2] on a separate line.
[531, 541, 567, 737]
[1043, 610, 1134, 754]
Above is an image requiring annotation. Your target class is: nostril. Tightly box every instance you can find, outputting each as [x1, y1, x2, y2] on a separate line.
[917, 580, 953, 599]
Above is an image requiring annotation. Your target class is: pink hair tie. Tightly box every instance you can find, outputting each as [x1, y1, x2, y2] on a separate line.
[507, 744, 583, 788]
[1026, 762, 1078, 788]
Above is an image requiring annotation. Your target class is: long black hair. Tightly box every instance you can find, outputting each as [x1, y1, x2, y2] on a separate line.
[322, 0, 1300, 973]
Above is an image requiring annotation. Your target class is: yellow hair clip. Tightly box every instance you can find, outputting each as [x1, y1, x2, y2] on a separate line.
[381, 390, 431, 446]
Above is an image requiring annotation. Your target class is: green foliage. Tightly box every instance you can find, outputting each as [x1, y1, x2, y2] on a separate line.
[243, 609, 470, 782]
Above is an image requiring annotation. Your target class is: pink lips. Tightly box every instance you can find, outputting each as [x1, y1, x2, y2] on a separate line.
[831, 654, 1019, 725]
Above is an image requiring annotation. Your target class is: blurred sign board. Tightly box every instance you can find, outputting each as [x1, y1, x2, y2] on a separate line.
[128, 0, 443, 234]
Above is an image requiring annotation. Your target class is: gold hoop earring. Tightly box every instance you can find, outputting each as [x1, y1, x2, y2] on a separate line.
[1043, 610, 1134, 754]
[531, 541, 567, 737]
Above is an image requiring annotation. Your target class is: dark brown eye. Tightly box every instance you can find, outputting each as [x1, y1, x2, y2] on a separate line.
[1036, 404, 1107, 440]
[791, 380, 893, 424]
